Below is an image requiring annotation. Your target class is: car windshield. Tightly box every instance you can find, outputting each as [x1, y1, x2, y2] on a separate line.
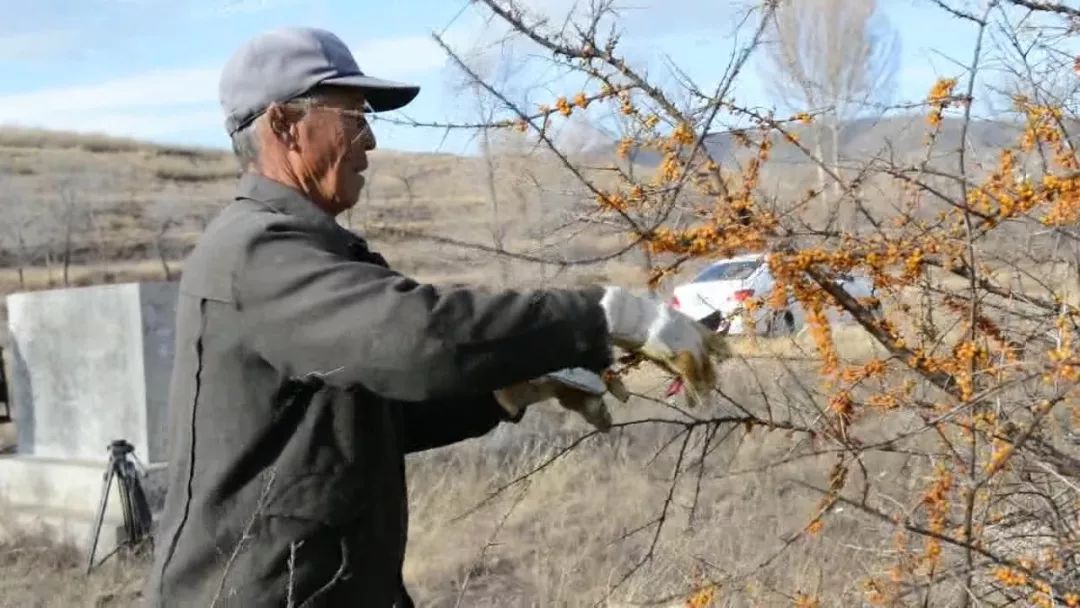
[692, 259, 762, 282]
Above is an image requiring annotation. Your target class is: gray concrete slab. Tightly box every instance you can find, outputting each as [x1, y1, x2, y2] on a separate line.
[5, 282, 178, 463]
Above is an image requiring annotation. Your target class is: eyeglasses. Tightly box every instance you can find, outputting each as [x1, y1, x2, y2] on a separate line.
[286, 99, 374, 146]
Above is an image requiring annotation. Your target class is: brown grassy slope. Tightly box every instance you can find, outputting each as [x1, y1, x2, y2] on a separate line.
[0, 116, 1048, 301]
[0, 127, 649, 293]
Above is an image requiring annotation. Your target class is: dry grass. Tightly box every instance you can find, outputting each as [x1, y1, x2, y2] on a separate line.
[0, 530, 146, 608]
[0, 329, 915, 607]
[394, 334, 946, 606]
[0, 429, 879, 608]
[0, 260, 177, 294]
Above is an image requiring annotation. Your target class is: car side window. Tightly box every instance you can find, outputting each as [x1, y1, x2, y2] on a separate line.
[693, 259, 763, 282]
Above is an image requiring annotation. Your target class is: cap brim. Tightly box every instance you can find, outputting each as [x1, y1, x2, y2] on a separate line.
[321, 73, 419, 112]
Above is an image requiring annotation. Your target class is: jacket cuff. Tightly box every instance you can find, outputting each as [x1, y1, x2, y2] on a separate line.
[570, 285, 615, 373]
[485, 391, 526, 423]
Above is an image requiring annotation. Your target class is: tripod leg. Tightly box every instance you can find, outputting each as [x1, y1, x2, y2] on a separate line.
[118, 464, 136, 549]
[85, 461, 116, 575]
[115, 460, 154, 552]
[126, 464, 154, 543]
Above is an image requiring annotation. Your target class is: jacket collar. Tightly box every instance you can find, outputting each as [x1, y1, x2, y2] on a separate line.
[234, 172, 343, 231]
[234, 172, 389, 268]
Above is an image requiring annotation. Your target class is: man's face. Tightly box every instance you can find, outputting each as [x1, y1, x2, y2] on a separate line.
[285, 88, 376, 215]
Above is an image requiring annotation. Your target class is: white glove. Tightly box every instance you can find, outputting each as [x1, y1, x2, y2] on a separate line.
[599, 286, 729, 407]
[493, 367, 629, 431]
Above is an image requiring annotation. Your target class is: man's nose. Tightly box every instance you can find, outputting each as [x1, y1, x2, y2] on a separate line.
[356, 130, 378, 152]
[354, 127, 376, 151]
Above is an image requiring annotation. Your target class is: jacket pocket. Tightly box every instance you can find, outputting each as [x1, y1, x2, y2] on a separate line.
[261, 388, 369, 528]
[261, 471, 367, 528]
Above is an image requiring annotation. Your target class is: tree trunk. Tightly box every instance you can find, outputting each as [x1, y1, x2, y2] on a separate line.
[157, 221, 173, 281]
[88, 208, 111, 282]
[831, 118, 851, 231]
[62, 207, 73, 287]
[15, 226, 25, 290]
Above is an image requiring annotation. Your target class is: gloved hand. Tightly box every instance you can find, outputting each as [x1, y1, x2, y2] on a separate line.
[599, 286, 729, 407]
[493, 367, 629, 431]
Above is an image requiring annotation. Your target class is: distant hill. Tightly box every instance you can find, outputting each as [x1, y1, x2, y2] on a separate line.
[0, 126, 645, 297]
[611, 114, 1039, 169]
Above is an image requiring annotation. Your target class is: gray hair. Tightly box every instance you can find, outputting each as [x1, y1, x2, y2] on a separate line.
[230, 119, 261, 168]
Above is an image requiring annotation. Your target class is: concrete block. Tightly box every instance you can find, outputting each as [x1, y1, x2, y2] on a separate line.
[5, 281, 178, 463]
[1, 503, 123, 556]
[0, 455, 168, 517]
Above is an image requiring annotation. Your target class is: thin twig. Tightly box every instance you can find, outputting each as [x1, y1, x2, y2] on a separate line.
[209, 469, 277, 608]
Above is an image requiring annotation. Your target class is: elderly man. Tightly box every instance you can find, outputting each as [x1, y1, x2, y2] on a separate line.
[143, 26, 721, 608]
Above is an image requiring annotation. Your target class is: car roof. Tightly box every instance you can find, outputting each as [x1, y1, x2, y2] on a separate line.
[706, 252, 766, 266]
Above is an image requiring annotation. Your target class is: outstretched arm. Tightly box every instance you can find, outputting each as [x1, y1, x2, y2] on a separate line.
[235, 219, 613, 402]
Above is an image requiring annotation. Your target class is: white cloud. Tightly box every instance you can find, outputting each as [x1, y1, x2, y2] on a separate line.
[0, 31, 454, 143]
[0, 33, 448, 127]
[0, 67, 220, 122]
[0, 108, 225, 141]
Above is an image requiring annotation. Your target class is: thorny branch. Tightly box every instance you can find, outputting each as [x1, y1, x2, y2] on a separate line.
[421, 0, 1080, 605]
[1002, 0, 1080, 19]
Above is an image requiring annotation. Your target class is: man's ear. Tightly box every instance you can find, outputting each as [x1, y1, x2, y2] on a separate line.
[265, 104, 298, 150]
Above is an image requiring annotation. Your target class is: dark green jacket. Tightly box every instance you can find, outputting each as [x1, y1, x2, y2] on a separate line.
[143, 173, 612, 607]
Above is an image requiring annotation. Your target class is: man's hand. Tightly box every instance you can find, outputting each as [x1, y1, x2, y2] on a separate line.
[599, 286, 729, 407]
[493, 368, 629, 431]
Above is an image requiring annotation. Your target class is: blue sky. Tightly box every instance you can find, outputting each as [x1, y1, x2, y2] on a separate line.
[0, 0, 1008, 155]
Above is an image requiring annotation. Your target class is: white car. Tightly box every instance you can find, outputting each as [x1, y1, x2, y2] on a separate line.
[668, 252, 879, 336]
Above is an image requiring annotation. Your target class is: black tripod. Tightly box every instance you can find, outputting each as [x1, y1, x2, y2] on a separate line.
[85, 439, 154, 574]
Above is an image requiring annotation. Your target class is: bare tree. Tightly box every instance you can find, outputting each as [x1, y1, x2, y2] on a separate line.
[762, 0, 900, 228]
[475, 96, 514, 287]
[87, 205, 112, 283]
[0, 180, 35, 291]
[55, 177, 80, 287]
[156, 219, 176, 281]
[11, 219, 29, 290]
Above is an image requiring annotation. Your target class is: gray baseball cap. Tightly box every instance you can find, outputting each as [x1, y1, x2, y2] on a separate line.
[219, 26, 420, 135]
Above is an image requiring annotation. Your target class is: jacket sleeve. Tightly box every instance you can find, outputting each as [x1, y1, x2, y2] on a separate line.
[399, 392, 514, 453]
[233, 221, 613, 402]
